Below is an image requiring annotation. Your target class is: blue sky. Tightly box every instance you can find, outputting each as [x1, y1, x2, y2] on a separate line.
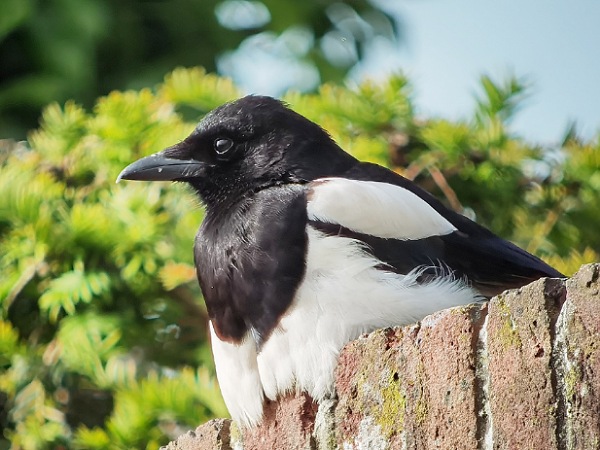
[220, 1, 599, 145]
[373, 0, 600, 144]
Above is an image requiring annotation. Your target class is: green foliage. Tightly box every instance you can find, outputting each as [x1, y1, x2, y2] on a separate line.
[0, 71, 238, 449]
[0, 0, 394, 139]
[1, 67, 599, 448]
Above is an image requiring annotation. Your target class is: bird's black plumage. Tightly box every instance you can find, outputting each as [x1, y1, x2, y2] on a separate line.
[118, 94, 564, 426]
[194, 184, 308, 345]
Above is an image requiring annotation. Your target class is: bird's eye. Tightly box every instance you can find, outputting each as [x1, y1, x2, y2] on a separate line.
[214, 138, 234, 155]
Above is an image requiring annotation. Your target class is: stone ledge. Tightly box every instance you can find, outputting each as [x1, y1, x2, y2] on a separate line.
[161, 419, 231, 450]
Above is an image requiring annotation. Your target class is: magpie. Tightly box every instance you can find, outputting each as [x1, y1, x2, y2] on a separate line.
[117, 95, 564, 427]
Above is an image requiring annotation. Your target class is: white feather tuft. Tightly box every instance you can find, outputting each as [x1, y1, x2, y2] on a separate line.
[209, 323, 264, 428]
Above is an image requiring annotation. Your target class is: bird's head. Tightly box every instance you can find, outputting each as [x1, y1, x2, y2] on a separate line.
[117, 95, 356, 207]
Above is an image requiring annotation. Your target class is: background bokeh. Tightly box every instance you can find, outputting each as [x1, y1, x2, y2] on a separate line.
[1, 1, 599, 449]
[2, 0, 599, 143]
[0, 0, 398, 139]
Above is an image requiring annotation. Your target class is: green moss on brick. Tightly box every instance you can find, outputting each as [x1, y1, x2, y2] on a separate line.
[415, 391, 429, 425]
[496, 296, 523, 348]
[349, 333, 408, 443]
[229, 420, 243, 446]
[371, 369, 406, 439]
[563, 363, 581, 402]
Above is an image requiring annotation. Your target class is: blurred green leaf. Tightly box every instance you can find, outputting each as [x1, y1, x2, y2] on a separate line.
[0, 0, 32, 40]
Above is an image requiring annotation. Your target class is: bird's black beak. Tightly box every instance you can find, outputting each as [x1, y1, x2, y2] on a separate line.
[116, 147, 207, 183]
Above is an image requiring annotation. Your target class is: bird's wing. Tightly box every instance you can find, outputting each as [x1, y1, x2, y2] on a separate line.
[306, 163, 563, 297]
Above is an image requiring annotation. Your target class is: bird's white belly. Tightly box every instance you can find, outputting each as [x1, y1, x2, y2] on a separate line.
[211, 227, 479, 427]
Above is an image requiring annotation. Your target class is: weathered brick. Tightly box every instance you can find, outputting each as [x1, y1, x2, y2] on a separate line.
[412, 303, 484, 450]
[239, 392, 318, 450]
[387, 324, 423, 450]
[334, 304, 485, 450]
[487, 277, 565, 450]
[559, 264, 600, 449]
[334, 327, 408, 449]
[160, 419, 232, 450]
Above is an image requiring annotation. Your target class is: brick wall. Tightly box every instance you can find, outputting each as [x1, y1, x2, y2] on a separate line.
[163, 264, 600, 450]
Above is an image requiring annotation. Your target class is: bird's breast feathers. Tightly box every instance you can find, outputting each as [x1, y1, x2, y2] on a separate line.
[205, 177, 479, 427]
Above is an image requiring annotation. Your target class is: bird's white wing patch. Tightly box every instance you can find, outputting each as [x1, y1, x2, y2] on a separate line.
[307, 178, 456, 239]
[209, 322, 264, 428]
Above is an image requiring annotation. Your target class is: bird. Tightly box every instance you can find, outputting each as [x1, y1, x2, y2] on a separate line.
[117, 95, 564, 428]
